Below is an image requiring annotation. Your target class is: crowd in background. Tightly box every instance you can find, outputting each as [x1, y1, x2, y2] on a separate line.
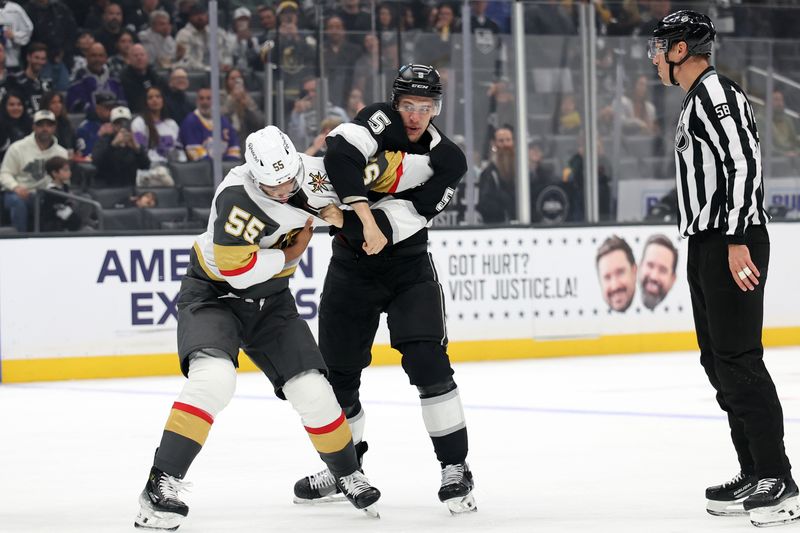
[1, 0, 800, 233]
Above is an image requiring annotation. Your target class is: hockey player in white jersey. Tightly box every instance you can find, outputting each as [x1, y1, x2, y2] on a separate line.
[134, 126, 386, 530]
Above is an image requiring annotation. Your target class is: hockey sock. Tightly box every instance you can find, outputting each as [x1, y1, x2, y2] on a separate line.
[284, 370, 359, 479]
[418, 379, 469, 465]
[154, 352, 236, 478]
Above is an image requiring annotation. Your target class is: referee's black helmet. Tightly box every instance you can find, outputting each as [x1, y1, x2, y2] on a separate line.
[652, 10, 716, 57]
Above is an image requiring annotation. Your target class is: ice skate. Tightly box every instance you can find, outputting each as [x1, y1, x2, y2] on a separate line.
[438, 463, 477, 515]
[134, 467, 191, 530]
[293, 467, 345, 504]
[293, 441, 367, 504]
[705, 471, 758, 516]
[336, 470, 381, 518]
[744, 477, 800, 527]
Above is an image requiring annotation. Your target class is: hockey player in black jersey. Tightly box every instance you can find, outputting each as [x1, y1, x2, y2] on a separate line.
[292, 64, 477, 515]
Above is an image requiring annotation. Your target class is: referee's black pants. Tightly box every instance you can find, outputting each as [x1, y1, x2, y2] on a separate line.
[688, 225, 790, 478]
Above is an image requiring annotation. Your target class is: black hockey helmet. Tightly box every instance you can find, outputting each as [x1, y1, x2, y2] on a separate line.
[391, 64, 443, 115]
[649, 10, 715, 60]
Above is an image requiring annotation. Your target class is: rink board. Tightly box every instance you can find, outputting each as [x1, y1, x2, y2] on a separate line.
[1, 224, 798, 383]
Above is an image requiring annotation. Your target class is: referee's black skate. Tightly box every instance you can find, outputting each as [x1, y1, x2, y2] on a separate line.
[744, 476, 800, 527]
[705, 471, 757, 516]
[438, 462, 477, 515]
[134, 466, 191, 531]
[335, 470, 381, 518]
[293, 441, 367, 504]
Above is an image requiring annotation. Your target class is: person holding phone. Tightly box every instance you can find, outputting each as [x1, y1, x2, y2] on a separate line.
[91, 105, 150, 188]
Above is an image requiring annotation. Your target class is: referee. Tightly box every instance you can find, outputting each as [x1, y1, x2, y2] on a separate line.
[650, 11, 798, 527]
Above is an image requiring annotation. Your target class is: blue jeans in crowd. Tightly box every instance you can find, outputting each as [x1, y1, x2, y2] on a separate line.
[3, 191, 34, 233]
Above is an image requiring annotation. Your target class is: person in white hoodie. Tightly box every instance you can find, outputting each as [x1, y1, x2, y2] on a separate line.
[0, 109, 67, 232]
[0, 1, 33, 70]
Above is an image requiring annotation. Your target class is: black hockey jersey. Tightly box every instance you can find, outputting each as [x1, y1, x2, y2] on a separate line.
[323, 102, 467, 251]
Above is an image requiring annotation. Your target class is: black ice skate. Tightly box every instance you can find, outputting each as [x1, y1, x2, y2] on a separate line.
[705, 471, 758, 516]
[293, 441, 367, 504]
[336, 470, 381, 518]
[293, 468, 344, 503]
[438, 463, 477, 515]
[134, 466, 191, 531]
[744, 476, 800, 527]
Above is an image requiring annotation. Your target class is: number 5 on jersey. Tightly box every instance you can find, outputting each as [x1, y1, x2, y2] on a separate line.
[368, 110, 391, 134]
[224, 206, 265, 244]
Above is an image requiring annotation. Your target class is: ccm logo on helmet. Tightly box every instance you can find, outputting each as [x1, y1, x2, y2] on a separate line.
[411, 83, 429, 89]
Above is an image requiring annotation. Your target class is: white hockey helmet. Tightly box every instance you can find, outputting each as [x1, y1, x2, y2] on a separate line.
[244, 125, 303, 202]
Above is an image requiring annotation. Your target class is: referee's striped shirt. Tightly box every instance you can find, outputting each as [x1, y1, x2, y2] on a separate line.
[673, 66, 769, 242]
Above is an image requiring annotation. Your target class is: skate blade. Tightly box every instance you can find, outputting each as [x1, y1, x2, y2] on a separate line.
[361, 503, 380, 519]
[292, 493, 347, 505]
[750, 496, 800, 528]
[135, 494, 184, 530]
[706, 498, 747, 517]
[445, 492, 478, 515]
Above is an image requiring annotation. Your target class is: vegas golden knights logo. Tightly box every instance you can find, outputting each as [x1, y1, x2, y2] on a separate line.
[308, 171, 331, 193]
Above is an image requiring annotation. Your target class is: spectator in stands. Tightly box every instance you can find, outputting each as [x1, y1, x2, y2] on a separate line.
[172, 0, 195, 32]
[24, 0, 78, 67]
[107, 29, 136, 79]
[117, 189, 157, 208]
[618, 74, 658, 135]
[75, 91, 116, 159]
[6, 42, 51, 115]
[179, 86, 241, 161]
[462, 1, 503, 76]
[41, 155, 81, 231]
[231, 7, 261, 72]
[0, 42, 7, 90]
[304, 116, 343, 157]
[637, 0, 671, 36]
[267, 12, 315, 109]
[287, 77, 348, 153]
[376, 3, 398, 63]
[120, 44, 163, 115]
[554, 93, 581, 134]
[525, 0, 578, 35]
[0, 0, 33, 71]
[352, 33, 381, 106]
[163, 67, 193, 123]
[41, 47, 70, 92]
[256, 5, 277, 43]
[126, 0, 164, 32]
[0, 92, 32, 161]
[336, 0, 371, 45]
[562, 135, 613, 221]
[175, 4, 233, 71]
[485, 78, 516, 158]
[67, 42, 126, 113]
[605, 0, 642, 35]
[222, 68, 263, 152]
[477, 125, 516, 223]
[138, 9, 175, 69]
[322, 15, 360, 109]
[527, 138, 566, 223]
[0, 109, 68, 232]
[93, 2, 125, 57]
[131, 85, 182, 185]
[92, 105, 150, 187]
[41, 91, 75, 155]
[416, 3, 457, 69]
[344, 87, 365, 120]
[399, 6, 420, 62]
[70, 31, 96, 78]
[83, 0, 110, 30]
[768, 89, 800, 158]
